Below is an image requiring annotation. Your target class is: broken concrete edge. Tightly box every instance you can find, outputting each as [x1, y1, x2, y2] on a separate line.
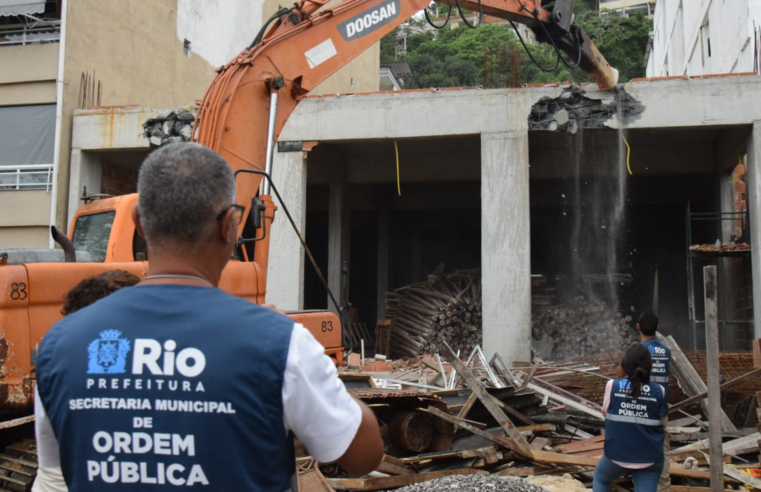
[528, 84, 645, 133]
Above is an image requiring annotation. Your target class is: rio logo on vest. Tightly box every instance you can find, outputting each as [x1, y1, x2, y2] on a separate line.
[88, 332, 206, 378]
[650, 345, 667, 355]
[617, 379, 651, 394]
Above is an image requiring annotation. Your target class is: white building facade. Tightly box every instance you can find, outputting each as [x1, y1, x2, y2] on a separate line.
[647, 0, 761, 77]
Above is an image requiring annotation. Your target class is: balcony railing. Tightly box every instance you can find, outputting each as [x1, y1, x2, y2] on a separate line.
[0, 164, 53, 190]
[0, 20, 60, 46]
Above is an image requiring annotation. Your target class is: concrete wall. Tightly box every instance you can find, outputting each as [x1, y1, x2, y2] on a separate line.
[52, 0, 220, 234]
[0, 190, 51, 247]
[0, 43, 59, 247]
[0, 43, 58, 106]
[648, 0, 761, 77]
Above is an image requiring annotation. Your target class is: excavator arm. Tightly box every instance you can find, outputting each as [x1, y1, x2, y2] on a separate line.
[194, 0, 618, 229]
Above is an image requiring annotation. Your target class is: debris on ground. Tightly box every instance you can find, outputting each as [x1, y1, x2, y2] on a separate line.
[395, 474, 549, 492]
[524, 474, 587, 492]
[305, 311, 761, 490]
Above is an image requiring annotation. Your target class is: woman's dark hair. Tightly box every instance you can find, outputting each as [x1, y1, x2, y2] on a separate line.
[62, 270, 141, 316]
[620, 343, 652, 399]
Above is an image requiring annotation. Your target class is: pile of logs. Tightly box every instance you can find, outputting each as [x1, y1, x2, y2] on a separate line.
[532, 296, 638, 361]
[385, 270, 482, 357]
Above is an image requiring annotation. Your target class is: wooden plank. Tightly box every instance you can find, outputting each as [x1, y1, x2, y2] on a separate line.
[657, 332, 736, 432]
[327, 469, 486, 490]
[525, 382, 604, 421]
[554, 435, 605, 454]
[376, 455, 413, 476]
[670, 432, 761, 457]
[669, 414, 704, 427]
[669, 367, 761, 414]
[426, 406, 516, 451]
[519, 364, 539, 390]
[704, 267, 723, 492]
[440, 342, 533, 457]
[530, 437, 549, 450]
[671, 488, 736, 492]
[530, 451, 724, 481]
[517, 423, 555, 433]
[753, 339, 761, 368]
[455, 392, 478, 430]
[702, 451, 761, 488]
[494, 398, 537, 426]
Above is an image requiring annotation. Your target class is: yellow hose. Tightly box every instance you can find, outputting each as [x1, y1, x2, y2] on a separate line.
[621, 133, 632, 175]
[395, 140, 401, 196]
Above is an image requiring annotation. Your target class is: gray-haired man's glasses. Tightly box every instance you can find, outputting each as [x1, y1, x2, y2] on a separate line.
[216, 204, 245, 224]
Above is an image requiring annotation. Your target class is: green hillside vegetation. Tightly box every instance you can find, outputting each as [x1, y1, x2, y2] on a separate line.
[381, 3, 652, 88]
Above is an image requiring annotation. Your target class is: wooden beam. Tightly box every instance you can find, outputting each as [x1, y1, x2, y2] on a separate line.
[704, 265, 724, 491]
[657, 332, 736, 432]
[440, 342, 533, 457]
[519, 363, 539, 390]
[669, 367, 761, 414]
[426, 406, 516, 450]
[525, 382, 604, 421]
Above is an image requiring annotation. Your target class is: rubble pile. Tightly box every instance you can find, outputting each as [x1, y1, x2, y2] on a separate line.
[531, 296, 638, 360]
[308, 335, 761, 490]
[142, 109, 195, 147]
[384, 269, 482, 358]
[396, 475, 549, 492]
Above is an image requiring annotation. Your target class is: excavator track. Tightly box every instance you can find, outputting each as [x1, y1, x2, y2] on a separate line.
[0, 439, 37, 492]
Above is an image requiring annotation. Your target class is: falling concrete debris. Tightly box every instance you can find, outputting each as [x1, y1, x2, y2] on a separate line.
[528, 85, 644, 131]
[143, 108, 195, 147]
[531, 296, 639, 360]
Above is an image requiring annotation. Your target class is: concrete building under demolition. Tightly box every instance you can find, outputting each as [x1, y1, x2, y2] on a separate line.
[68, 74, 759, 364]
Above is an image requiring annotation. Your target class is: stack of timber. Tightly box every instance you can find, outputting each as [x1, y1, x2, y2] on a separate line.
[384, 270, 482, 357]
[531, 296, 640, 360]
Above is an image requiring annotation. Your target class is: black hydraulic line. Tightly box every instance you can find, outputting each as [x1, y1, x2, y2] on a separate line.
[233, 169, 349, 349]
[509, 19, 560, 72]
[455, 0, 483, 28]
[249, 7, 290, 50]
[425, 3, 452, 29]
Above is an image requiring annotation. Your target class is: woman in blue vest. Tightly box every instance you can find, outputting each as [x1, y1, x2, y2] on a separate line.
[593, 343, 668, 492]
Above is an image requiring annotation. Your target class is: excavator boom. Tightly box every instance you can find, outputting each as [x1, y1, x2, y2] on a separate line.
[194, 0, 618, 223]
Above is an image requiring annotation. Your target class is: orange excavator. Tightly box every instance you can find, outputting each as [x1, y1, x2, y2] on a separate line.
[0, 0, 617, 443]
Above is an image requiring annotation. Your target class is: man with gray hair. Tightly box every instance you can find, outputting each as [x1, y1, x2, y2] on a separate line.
[33, 143, 383, 490]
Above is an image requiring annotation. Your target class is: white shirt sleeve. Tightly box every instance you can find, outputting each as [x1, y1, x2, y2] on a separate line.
[282, 323, 362, 463]
[33, 386, 68, 491]
[602, 379, 614, 413]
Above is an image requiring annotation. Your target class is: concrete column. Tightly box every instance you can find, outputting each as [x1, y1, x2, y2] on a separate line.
[265, 148, 307, 311]
[328, 173, 350, 316]
[67, 149, 101, 228]
[481, 131, 532, 365]
[747, 122, 761, 338]
[377, 209, 390, 318]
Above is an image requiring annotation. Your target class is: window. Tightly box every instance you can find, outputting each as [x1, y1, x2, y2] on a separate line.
[71, 211, 116, 262]
[0, 104, 55, 190]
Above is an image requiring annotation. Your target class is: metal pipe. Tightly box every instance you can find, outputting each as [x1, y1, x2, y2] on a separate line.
[262, 90, 279, 196]
[50, 226, 76, 262]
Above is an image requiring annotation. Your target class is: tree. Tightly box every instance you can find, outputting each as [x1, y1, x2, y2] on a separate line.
[380, 8, 652, 88]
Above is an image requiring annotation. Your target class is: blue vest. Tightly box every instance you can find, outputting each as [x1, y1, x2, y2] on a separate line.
[641, 338, 670, 385]
[36, 285, 296, 490]
[604, 378, 666, 464]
